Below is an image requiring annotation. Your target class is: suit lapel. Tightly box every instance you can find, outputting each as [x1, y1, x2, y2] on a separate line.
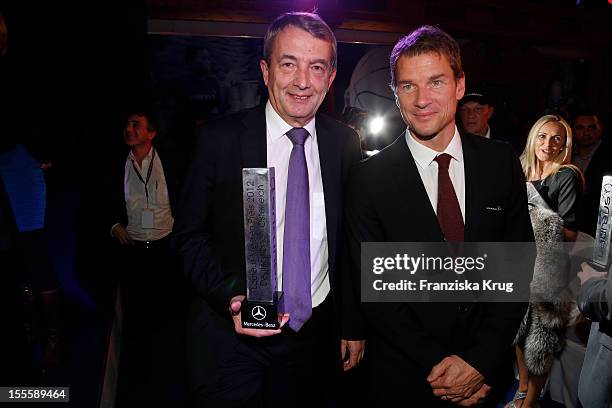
[240, 105, 267, 168]
[388, 133, 444, 241]
[316, 117, 340, 271]
[461, 133, 481, 242]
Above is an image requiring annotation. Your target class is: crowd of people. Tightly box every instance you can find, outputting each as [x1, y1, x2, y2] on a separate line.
[2, 9, 612, 408]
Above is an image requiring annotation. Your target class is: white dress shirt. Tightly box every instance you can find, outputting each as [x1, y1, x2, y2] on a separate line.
[124, 147, 174, 241]
[265, 102, 329, 308]
[484, 127, 491, 139]
[405, 127, 466, 221]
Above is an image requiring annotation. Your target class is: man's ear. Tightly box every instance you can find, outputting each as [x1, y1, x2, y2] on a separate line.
[260, 59, 269, 87]
[327, 69, 337, 92]
[456, 73, 466, 100]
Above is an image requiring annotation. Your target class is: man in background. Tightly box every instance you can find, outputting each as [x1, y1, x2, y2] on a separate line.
[108, 110, 187, 407]
[458, 91, 513, 145]
[572, 110, 611, 236]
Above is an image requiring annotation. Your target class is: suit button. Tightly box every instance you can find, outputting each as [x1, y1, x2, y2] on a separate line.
[458, 304, 470, 313]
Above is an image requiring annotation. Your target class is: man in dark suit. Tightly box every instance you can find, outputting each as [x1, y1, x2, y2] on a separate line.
[572, 111, 612, 236]
[107, 110, 188, 407]
[345, 26, 533, 407]
[172, 12, 365, 407]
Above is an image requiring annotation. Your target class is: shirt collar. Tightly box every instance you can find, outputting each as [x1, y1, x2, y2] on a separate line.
[484, 126, 491, 139]
[128, 145, 154, 162]
[265, 100, 316, 142]
[406, 126, 463, 168]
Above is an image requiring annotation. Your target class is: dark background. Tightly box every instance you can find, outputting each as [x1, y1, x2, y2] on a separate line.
[1, 0, 611, 405]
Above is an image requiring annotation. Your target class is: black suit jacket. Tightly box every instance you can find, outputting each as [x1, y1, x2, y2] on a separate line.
[172, 104, 363, 343]
[346, 132, 534, 405]
[576, 143, 612, 236]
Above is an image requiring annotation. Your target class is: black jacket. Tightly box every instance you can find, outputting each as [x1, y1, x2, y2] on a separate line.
[345, 132, 534, 405]
[171, 104, 364, 340]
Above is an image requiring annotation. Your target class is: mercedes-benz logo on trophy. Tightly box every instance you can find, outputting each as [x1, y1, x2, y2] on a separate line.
[241, 168, 283, 330]
[252, 306, 266, 321]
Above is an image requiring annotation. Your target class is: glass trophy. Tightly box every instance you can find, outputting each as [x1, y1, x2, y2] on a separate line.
[241, 168, 282, 329]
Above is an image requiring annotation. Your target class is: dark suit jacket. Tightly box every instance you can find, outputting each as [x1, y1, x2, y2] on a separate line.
[578, 275, 612, 408]
[171, 104, 363, 380]
[346, 132, 534, 405]
[576, 143, 612, 236]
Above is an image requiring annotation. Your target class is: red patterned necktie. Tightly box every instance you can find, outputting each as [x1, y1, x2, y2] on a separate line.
[434, 153, 464, 242]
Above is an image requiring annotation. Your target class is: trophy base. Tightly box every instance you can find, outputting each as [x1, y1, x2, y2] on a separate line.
[241, 292, 283, 330]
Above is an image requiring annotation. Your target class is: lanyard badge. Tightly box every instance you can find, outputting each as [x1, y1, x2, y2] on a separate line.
[132, 149, 156, 229]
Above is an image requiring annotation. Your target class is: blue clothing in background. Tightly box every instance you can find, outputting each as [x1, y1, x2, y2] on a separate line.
[0, 144, 46, 232]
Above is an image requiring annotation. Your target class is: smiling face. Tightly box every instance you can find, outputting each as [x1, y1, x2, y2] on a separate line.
[394, 52, 465, 151]
[123, 114, 155, 149]
[534, 121, 566, 163]
[260, 25, 336, 128]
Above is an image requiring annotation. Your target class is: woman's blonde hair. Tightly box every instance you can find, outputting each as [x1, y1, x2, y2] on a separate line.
[519, 114, 583, 188]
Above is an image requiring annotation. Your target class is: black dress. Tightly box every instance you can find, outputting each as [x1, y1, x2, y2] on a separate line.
[530, 167, 581, 231]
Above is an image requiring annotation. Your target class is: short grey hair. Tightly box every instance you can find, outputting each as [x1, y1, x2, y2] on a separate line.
[263, 12, 337, 71]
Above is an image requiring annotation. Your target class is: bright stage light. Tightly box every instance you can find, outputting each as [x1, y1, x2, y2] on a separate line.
[369, 116, 384, 135]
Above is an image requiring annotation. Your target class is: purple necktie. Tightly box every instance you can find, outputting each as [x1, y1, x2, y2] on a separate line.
[283, 127, 312, 331]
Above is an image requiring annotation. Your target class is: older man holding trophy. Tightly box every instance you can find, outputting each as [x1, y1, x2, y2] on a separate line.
[172, 12, 365, 407]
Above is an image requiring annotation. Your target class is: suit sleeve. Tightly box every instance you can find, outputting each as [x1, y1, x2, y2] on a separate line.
[457, 144, 533, 384]
[339, 128, 367, 340]
[556, 167, 581, 230]
[171, 125, 245, 314]
[345, 163, 450, 370]
[579, 276, 612, 323]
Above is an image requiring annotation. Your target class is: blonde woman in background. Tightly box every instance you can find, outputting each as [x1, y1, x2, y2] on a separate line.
[521, 115, 584, 241]
[507, 115, 584, 408]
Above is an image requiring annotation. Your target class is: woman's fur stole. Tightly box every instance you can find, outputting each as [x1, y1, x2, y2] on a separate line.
[513, 197, 572, 376]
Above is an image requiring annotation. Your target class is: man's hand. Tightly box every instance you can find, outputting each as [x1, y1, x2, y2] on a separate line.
[340, 339, 365, 372]
[111, 224, 134, 246]
[229, 295, 289, 338]
[428, 355, 486, 401]
[578, 262, 608, 286]
[456, 383, 491, 406]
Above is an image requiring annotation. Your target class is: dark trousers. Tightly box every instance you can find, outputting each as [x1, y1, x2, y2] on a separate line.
[191, 296, 341, 408]
[116, 236, 190, 407]
[17, 229, 59, 291]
